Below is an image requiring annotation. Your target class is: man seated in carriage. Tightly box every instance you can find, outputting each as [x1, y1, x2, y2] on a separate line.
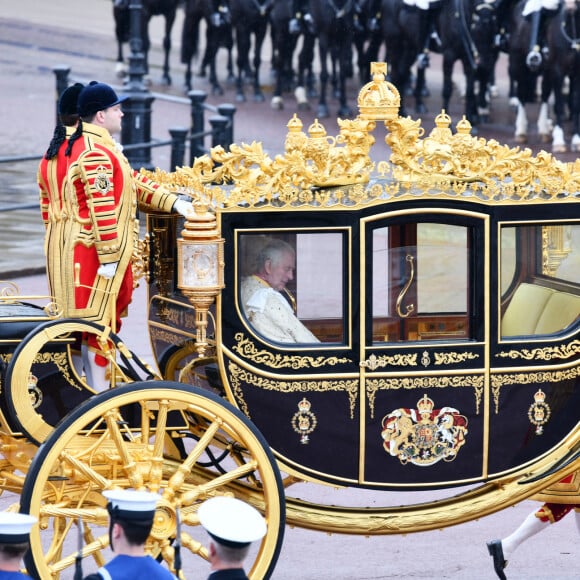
[240, 238, 320, 344]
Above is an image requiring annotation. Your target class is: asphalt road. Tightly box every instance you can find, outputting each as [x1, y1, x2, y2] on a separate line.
[1, 1, 579, 578]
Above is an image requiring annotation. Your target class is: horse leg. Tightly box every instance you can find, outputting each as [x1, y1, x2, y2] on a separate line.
[252, 27, 266, 102]
[337, 41, 353, 118]
[570, 77, 580, 152]
[441, 51, 455, 113]
[318, 39, 330, 118]
[550, 70, 566, 152]
[235, 30, 250, 103]
[537, 73, 553, 143]
[161, 13, 175, 86]
[463, 66, 479, 129]
[297, 33, 317, 101]
[414, 62, 428, 114]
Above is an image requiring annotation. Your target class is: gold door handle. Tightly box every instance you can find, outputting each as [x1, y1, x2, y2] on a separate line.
[396, 254, 415, 318]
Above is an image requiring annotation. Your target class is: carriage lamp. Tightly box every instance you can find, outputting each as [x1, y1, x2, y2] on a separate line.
[177, 205, 225, 357]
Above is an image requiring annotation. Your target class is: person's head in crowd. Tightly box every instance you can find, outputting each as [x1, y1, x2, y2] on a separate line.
[103, 489, 160, 555]
[198, 496, 267, 574]
[44, 82, 84, 160]
[254, 239, 296, 292]
[0, 513, 36, 572]
[66, 81, 128, 155]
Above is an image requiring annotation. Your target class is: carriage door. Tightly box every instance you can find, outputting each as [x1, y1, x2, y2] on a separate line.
[359, 210, 489, 487]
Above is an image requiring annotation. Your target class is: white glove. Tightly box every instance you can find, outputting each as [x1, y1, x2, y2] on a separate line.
[97, 262, 119, 279]
[174, 199, 193, 217]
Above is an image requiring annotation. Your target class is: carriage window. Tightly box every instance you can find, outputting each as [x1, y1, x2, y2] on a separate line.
[372, 223, 470, 343]
[238, 232, 344, 344]
[500, 224, 580, 337]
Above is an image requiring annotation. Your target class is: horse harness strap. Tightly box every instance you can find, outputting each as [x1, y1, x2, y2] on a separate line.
[456, 0, 480, 69]
[251, 0, 273, 16]
[327, 0, 354, 19]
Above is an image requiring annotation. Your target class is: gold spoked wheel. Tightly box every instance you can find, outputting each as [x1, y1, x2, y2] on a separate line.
[5, 319, 150, 445]
[19, 382, 285, 580]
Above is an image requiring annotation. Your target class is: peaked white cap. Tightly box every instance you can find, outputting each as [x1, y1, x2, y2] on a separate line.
[198, 496, 267, 548]
[0, 513, 37, 543]
[103, 489, 160, 520]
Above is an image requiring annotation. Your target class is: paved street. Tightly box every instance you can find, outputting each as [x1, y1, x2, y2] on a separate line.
[1, 1, 578, 579]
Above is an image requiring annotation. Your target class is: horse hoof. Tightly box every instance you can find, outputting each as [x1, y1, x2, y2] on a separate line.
[271, 96, 284, 110]
[540, 134, 552, 144]
[515, 134, 527, 144]
[115, 63, 127, 79]
[552, 143, 567, 153]
[253, 93, 265, 103]
[297, 101, 311, 112]
[338, 106, 353, 118]
[212, 86, 224, 96]
[317, 105, 330, 119]
[235, 93, 246, 103]
[416, 104, 428, 115]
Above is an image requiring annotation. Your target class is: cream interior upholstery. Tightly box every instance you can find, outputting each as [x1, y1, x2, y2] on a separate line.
[502, 282, 580, 337]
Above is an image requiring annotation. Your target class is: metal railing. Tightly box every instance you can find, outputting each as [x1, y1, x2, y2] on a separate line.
[0, 67, 237, 214]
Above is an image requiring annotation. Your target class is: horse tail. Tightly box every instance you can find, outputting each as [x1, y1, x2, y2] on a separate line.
[181, 9, 200, 64]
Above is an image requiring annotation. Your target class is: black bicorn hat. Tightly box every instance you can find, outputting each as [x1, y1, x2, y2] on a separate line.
[58, 82, 84, 116]
[78, 81, 129, 117]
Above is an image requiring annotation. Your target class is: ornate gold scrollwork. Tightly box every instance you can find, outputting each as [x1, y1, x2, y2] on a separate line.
[366, 375, 484, 419]
[359, 352, 417, 370]
[396, 255, 415, 318]
[227, 361, 358, 419]
[233, 333, 351, 369]
[496, 340, 580, 361]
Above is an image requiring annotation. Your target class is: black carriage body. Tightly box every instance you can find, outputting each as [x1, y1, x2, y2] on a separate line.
[147, 194, 579, 490]
[215, 196, 579, 489]
[144, 65, 580, 494]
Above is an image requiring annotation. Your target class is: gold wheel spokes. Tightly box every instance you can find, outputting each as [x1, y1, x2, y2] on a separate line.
[4, 319, 137, 445]
[20, 382, 285, 580]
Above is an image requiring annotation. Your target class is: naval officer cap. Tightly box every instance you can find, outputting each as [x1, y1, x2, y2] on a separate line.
[0, 513, 36, 544]
[103, 489, 160, 522]
[198, 497, 267, 549]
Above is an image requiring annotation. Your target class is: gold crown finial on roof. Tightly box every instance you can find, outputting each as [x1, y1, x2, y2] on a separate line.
[287, 113, 304, 132]
[435, 110, 452, 128]
[456, 116, 472, 135]
[308, 118, 327, 138]
[357, 62, 400, 121]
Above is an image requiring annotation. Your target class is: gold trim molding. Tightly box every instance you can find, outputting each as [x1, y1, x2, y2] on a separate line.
[227, 361, 358, 419]
[233, 333, 351, 369]
[366, 375, 484, 419]
[490, 367, 580, 413]
[141, 62, 580, 210]
[496, 340, 580, 361]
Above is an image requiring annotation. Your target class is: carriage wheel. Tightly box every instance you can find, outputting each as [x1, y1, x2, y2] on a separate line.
[4, 319, 143, 445]
[19, 382, 285, 580]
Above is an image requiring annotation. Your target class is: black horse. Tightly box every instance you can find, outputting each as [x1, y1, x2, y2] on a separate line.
[545, 0, 580, 152]
[112, 0, 179, 85]
[270, 0, 317, 110]
[508, 0, 553, 144]
[437, 0, 501, 127]
[378, 0, 432, 117]
[229, 0, 273, 103]
[181, 0, 234, 94]
[310, 0, 357, 118]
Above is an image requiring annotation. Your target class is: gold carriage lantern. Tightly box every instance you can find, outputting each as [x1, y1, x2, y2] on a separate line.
[177, 205, 225, 357]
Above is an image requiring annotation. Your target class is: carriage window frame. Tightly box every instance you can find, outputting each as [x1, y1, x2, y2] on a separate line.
[367, 214, 482, 345]
[236, 228, 350, 348]
[499, 221, 580, 339]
